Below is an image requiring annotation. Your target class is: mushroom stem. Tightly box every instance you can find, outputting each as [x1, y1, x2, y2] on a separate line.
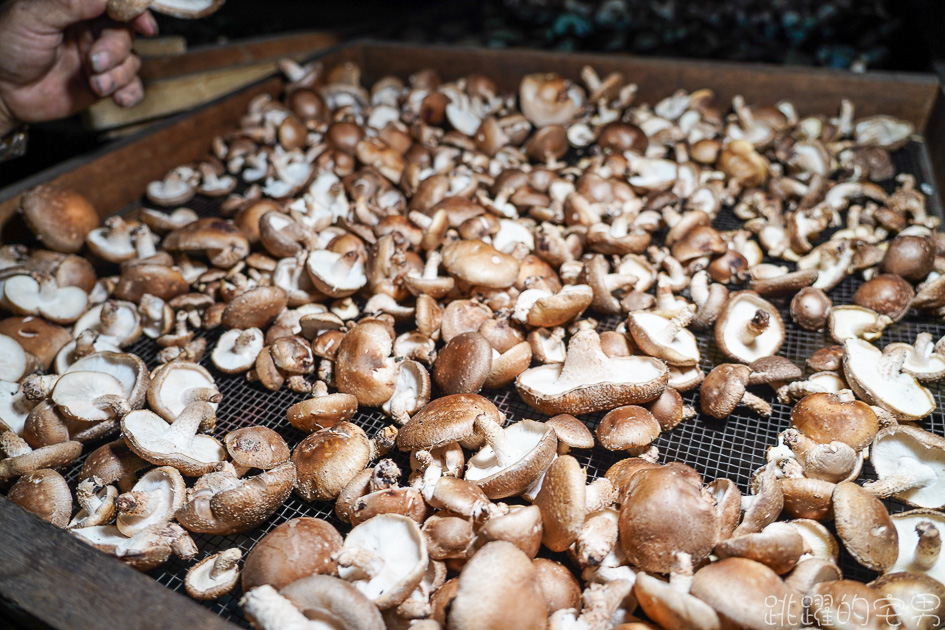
[184, 388, 223, 406]
[234, 330, 257, 351]
[370, 459, 401, 492]
[132, 225, 156, 259]
[413, 450, 442, 502]
[474, 413, 516, 468]
[242, 585, 314, 630]
[367, 425, 398, 461]
[0, 431, 31, 458]
[777, 380, 827, 404]
[165, 402, 214, 447]
[585, 478, 616, 513]
[422, 251, 442, 279]
[335, 547, 384, 580]
[74, 329, 98, 359]
[574, 579, 635, 630]
[782, 429, 814, 458]
[682, 405, 697, 421]
[574, 512, 618, 568]
[738, 309, 770, 345]
[100, 301, 121, 332]
[21, 374, 58, 401]
[669, 551, 693, 594]
[879, 346, 909, 378]
[862, 458, 936, 498]
[915, 521, 941, 570]
[208, 548, 243, 580]
[661, 306, 694, 341]
[93, 394, 131, 418]
[740, 392, 772, 417]
[310, 381, 329, 398]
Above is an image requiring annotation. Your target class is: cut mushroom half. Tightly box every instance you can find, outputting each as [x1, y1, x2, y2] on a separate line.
[714, 291, 784, 364]
[516, 329, 668, 415]
[843, 337, 935, 422]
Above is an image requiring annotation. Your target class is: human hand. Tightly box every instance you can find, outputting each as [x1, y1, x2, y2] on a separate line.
[0, 0, 158, 136]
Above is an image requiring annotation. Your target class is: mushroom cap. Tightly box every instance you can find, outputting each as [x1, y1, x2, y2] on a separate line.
[334, 320, 398, 407]
[828, 305, 891, 344]
[843, 338, 935, 421]
[832, 481, 898, 572]
[4, 274, 88, 324]
[185, 549, 242, 601]
[116, 465, 186, 537]
[7, 468, 72, 527]
[441, 240, 520, 288]
[147, 361, 220, 422]
[516, 329, 667, 415]
[72, 522, 195, 571]
[212, 328, 264, 374]
[533, 455, 586, 552]
[292, 421, 371, 501]
[277, 575, 385, 630]
[447, 540, 547, 630]
[113, 264, 189, 303]
[242, 517, 343, 591]
[225, 426, 290, 470]
[337, 513, 428, 610]
[790, 286, 832, 331]
[618, 463, 719, 573]
[597, 405, 661, 451]
[790, 391, 878, 452]
[714, 522, 805, 575]
[854, 274, 914, 321]
[690, 558, 799, 630]
[628, 311, 700, 366]
[222, 286, 288, 330]
[634, 572, 721, 630]
[699, 363, 751, 419]
[50, 370, 128, 422]
[465, 419, 557, 499]
[868, 572, 945, 630]
[780, 477, 836, 521]
[0, 316, 70, 370]
[808, 580, 890, 630]
[714, 291, 785, 364]
[286, 391, 358, 433]
[546, 414, 595, 449]
[66, 351, 149, 410]
[175, 462, 296, 535]
[471, 504, 543, 558]
[870, 424, 945, 508]
[533, 558, 581, 614]
[79, 439, 148, 490]
[432, 332, 493, 395]
[747, 356, 802, 386]
[882, 234, 934, 282]
[20, 186, 99, 254]
[397, 394, 502, 452]
[121, 403, 226, 476]
[0, 438, 82, 482]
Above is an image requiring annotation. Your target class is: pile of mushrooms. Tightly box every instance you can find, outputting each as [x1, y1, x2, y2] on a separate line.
[3, 58, 945, 630]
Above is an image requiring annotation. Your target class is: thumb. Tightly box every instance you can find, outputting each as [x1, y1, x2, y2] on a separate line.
[27, 0, 109, 32]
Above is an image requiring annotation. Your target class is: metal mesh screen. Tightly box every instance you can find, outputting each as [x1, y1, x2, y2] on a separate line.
[40, 140, 945, 626]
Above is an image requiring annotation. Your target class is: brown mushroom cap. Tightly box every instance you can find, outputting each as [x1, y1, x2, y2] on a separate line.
[533, 558, 581, 614]
[7, 468, 72, 527]
[334, 320, 398, 407]
[396, 394, 502, 452]
[882, 234, 934, 282]
[714, 523, 805, 574]
[222, 286, 288, 330]
[441, 240, 520, 289]
[546, 414, 595, 450]
[747, 356, 803, 386]
[286, 390, 358, 433]
[0, 316, 72, 370]
[618, 463, 719, 573]
[79, 439, 148, 492]
[242, 517, 343, 591]
[833, 481, 898, 572]
[790, 287, 833, 331]
[780, 477, 836, 521]
[699, 363, 751, 418]
[791, 392, 878, 451]
[432, 332, 493, 395]
[225, 426, 290, 470]
[597, 405, 661, 451]
[447, 541, 547, 630]
[533, 455, 586, 552]
[20, 186, 99, 254]
[691, 558, 800, 630]
[853, 274, 915, 321]
[292, 422, 373, 501]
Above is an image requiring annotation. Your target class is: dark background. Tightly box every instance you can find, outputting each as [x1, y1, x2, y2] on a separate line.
[2, 0, 945, 196]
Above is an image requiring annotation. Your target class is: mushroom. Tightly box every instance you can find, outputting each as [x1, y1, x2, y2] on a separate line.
[7, 468, 73, 527]
[519, 74, 583, 127]
[335, 513, 428, 610]
[432, 332, 492, 395]
[832, 481, 898, 572]
[627, 307, 700, 366]
[18, 186, 98, 254]
[175, 461, 296, 535]
[700, 364, 771, 419]
[864, 424, 945, 509]
[287, 381, 358, 433]
[63, 351, 149, 410]
[72, 300, 142, 348]
[597, 406, 661, 457]
[887, 333, 945, 382]
[843, 338, 935, 422]
[241, 576, 384, 630]
[516, 329, 667, 415]
[293, 422, 396, 501]
[79, 439, 148, 492]
[828, 305, 892, 343]
[334, 320, 399, 407]
[242, 517, 343, 591]
[121, 402, 226, 476]
[534, 455, 614, 553]
[714, 291, 784, 364]
[0, 381, 38, 436]
[146, 361, 221, 423]
[115, 465, 187, 537]
[868, 572, 945, 630]
[185, 548, 243, 601]
[714, 522, 805, 575]
[0, 430, 82, 482]
[212, 328, 264, 374]
[807, 580, 892, 630]
[0, 316, 71, 371]
[854, 274, 915, 321]
[382, 360, 431, 425]
[68, 476, 118, 529]
[72, 522, 197, 571]
[790, 287, 832, 331]
[689, 558, 799, 630]
[464, 417, 557, 499]
[633, 554, 721, 630]
[441, 240, 520, 289]
[618, 463, 720, 573]
[3, 271, 88, 324]
[547, 414, 596, 454]
[447, 541, 547, 630]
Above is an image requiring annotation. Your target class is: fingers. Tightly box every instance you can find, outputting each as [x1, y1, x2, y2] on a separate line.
[88, 23, 134, 74]
[130, 10, 159, 37]
[112, 76, 143, 108]
[89, 53, 141, 99]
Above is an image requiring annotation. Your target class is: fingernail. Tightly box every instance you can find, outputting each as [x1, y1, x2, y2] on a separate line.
[91, 52, 109, 73]
[94, 76, 115, 96]
[119, 87, 143, 107]
[147, 13, 159, 36]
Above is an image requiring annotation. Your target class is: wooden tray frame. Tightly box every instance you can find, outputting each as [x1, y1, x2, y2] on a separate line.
[0, 41, 943, 629]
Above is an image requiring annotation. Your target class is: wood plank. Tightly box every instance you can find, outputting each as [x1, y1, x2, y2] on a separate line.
[0, 498, 239, 630]
[140, 31, 340, 82]
[134, 36, 187, 59]
[0, 77, 281, 231]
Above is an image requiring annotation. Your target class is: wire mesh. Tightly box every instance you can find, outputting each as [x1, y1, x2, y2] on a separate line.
[28, 139, 945, 626]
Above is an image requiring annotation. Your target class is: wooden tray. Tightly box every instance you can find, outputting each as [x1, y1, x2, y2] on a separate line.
[1, 41, 943, 630]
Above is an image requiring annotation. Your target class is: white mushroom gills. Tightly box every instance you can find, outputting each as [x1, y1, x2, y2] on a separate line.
[4, 272, 87, 322]
[866, 429, 945, 508]
[845, 338, 935, 421]
[51, 371, 130, 421]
